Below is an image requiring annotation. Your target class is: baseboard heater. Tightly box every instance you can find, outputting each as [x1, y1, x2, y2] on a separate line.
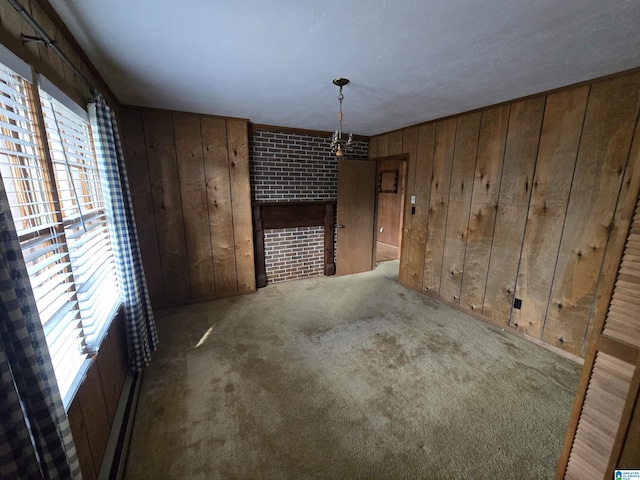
[98, 369, 144, 480]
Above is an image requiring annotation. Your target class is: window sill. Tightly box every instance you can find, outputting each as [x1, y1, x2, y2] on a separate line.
[62, 301, 123, 411]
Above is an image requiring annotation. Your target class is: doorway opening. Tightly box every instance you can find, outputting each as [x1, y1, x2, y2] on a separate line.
[374, 155, 408, 266]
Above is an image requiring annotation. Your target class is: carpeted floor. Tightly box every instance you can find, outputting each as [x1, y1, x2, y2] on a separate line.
[124, 260, 582, 479]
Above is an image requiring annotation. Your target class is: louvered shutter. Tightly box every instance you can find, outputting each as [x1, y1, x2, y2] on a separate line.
[558, 196, 640, 479]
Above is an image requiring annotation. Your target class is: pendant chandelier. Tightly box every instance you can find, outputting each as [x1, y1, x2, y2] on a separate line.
[330, 78, 353, 157]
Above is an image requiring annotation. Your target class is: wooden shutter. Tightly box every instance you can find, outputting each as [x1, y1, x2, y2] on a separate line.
[557, 196, 640, 479]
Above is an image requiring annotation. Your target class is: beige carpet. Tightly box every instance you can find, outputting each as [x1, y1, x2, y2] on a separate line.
[124, 260, 581, 479]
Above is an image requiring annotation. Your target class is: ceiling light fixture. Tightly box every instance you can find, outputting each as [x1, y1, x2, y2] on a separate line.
[330, 78, 353, 157]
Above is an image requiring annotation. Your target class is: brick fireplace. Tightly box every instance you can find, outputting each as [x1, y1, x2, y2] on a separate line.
[249, 127, 367, 285]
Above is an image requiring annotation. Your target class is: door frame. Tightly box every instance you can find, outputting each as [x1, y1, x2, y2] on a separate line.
[373, 153, 409, 265]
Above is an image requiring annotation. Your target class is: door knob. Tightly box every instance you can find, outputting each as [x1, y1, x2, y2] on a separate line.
[338, 224, 345, 228]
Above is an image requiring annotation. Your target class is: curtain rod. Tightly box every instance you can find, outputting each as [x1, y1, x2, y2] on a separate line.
[8, 0, 95, 92]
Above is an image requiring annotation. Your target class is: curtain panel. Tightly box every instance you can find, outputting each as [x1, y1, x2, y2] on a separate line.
[0, 181, 81, 480]
[89, 95, 158, 370]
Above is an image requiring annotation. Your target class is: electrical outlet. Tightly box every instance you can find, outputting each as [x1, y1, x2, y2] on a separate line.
[513, 298, 522, 310]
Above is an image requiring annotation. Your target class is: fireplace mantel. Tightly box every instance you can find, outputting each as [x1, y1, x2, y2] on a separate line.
[252, 201, 336, 287]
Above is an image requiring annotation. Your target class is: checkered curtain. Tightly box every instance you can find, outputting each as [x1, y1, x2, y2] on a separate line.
[89, 94, 158, 370]
[0, 181, 81, 479]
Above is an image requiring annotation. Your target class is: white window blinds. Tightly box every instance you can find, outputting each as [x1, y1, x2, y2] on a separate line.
[38, 88, 120, 350]
[0, 58, 120, 408]
[0, 63, 86, 405]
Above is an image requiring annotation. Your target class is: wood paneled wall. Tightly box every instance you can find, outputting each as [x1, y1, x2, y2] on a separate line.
[370, 69, 640, 357]
[68, 313, 129, 480]
[0, 0, 118, 111]
[120, 107, 255, 308]
[376, 155, 406, 248]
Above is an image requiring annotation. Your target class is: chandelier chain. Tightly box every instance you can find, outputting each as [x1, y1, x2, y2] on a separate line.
[330, 78, 353, 157]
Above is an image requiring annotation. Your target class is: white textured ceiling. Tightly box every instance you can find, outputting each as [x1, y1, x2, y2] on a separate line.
[50, 0, 640, 136]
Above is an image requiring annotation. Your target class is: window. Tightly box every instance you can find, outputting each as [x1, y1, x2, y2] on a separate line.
[39, 86, 120, 349]
[0, 54, 120, 408]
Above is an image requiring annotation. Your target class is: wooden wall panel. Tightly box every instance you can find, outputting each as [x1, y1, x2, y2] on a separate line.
[143, 109, 191, 304]
[460, 106, 509, 312]
[202, 116, 238, 296]
[371, 68, 640, 359]
[483, 97, 545, 324]
[77, 355, 111, 474]
[0, 2, 63, 92]
[111, 314, 129, 381]
[543, 74, 640, 355]
[376, 156, 405, 247]
[68, 399, 97, 480]
[422, 118, 457, 293]
[122, 109, 255, 307]
[406, 124, 435, 290]
[440, 112, 481, 304]
[29, 1, 64, 77]
[388, 130, 403, 156]
[376, 133, 390, 158]
[368, 136, 378, 160]
[0, 0, 116, 109]
[68, 314, 129, 480]
[174, 112, 215, 299]
[0, 1, 32, 41]
[511, 87, 589, 338]
[398, 127, 418, 285]
[587, 73, 640, 355]
[96, 330, 120, 424]
[120, 108, 165, 307]
[227, 119, 256, 294]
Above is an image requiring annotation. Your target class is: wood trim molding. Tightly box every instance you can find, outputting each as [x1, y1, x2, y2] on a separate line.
[324, 203, 336, 276]
[252, 205, 267, 288]
[417, 286, 584, 365]
[249, 123, 369, 142]
[260, 202, 328, 230]
[372, 154, 410, 163]
[252, 201, 336, 287]
[597, 335, 640, 365]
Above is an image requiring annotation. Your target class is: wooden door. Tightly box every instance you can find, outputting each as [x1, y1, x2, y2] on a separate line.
[336, 159, 377, 276]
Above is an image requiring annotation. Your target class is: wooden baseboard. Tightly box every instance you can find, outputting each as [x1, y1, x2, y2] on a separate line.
[406, 283, 584, 365]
